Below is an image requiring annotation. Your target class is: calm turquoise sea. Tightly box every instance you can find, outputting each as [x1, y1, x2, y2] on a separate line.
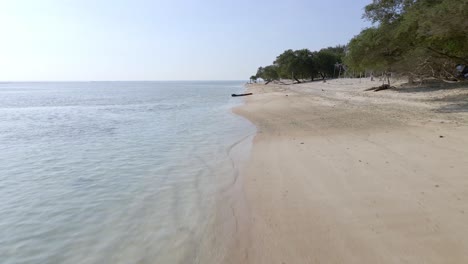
[0, 81, 255, 263]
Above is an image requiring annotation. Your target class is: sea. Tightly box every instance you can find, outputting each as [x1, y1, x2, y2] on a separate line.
[0, 81, 255, 264]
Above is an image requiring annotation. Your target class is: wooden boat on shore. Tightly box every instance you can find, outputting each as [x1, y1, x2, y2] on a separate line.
[231, 93, 253, 97]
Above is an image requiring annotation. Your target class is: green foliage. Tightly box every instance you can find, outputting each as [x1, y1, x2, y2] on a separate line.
[316, 48, 344, 79]
[345, 26, 398, 72]
[251, 45, 345, 83]
[256, 65, 279, 82]
[293, 49, 318, 81]
[410, 0, 468, 62]
[346, 0, 468, 79]
[364, 0, 416, 24]
[274, 49, 317, 82]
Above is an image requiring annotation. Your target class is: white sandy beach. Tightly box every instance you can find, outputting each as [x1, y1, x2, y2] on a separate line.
[229, 78, 468, 263]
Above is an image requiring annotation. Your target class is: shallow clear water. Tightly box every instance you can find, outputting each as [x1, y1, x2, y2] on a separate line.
[0, 81, 255, 263]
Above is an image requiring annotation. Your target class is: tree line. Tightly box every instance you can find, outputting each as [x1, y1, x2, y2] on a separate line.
[251, 0, 468, 84]
[251, 46, 345, 84]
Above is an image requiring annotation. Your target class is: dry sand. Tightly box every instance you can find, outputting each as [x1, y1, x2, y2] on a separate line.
[229, 78, 468, 263]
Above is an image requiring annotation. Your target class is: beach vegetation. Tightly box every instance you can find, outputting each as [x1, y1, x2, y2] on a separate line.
[256, 65, 280, 84]
[253, 46, 345, 84]
[273, 49, 315, 83]
[250, 75, 258, 83]
[251, 0, 468, 84]
[346, 0, 468, 81]
[316, 48, 344, 79]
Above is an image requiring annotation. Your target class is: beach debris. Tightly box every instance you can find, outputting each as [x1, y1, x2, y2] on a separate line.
[300, 142, 304, 144]
[439, 135, 444, 138]
[364, 84, 394, 92]
[435, 184, 440, 188]
[231, 93, 253, 97]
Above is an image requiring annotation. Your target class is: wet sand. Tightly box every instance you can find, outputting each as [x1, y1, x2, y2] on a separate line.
[230, 79, 468, 263]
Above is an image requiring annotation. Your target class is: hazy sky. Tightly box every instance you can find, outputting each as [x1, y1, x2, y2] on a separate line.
[0, 0, 371, 81]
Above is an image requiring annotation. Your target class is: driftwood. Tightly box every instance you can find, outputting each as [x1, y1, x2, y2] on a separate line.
[365, 84, 394, 92]
[231, 93, 253, 97]
[442, 79, 459, 84]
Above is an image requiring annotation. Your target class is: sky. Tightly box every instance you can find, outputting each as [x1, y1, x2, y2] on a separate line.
[0, 0, 372, 81]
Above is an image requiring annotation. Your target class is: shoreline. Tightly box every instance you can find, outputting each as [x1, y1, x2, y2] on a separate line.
[231, 78, 468, 263]
[194, 95, 256, 264]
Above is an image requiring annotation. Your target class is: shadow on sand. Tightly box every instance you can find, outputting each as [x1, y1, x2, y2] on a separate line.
[395, 80, 467, 93]
[435, 103, 468, 113]
[422, 92, 468, 113]
[389, 81, 468, 113]
[431, 93, 468, 113]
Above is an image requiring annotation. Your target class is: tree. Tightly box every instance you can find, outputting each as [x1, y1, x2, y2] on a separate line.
[364, 0, 416, 24]
[294, 49, 318, 81]
[251, 46, 346, 84]
[274, 49, 303, 82]
[249, 75, 258, 83]
[406, 0, 468, 64]
[273, 49, 318, 82]
[346, 0, 468, 80]
[256, 65, 279, 84]
[316, 49, 342, 79]
[345, 26, 397, 73]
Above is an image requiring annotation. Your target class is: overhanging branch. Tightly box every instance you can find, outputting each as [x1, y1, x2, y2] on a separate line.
[427, 47, 468, 64]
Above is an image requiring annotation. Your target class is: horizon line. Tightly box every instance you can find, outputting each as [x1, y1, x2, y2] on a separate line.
[0, 79, 249, 83]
